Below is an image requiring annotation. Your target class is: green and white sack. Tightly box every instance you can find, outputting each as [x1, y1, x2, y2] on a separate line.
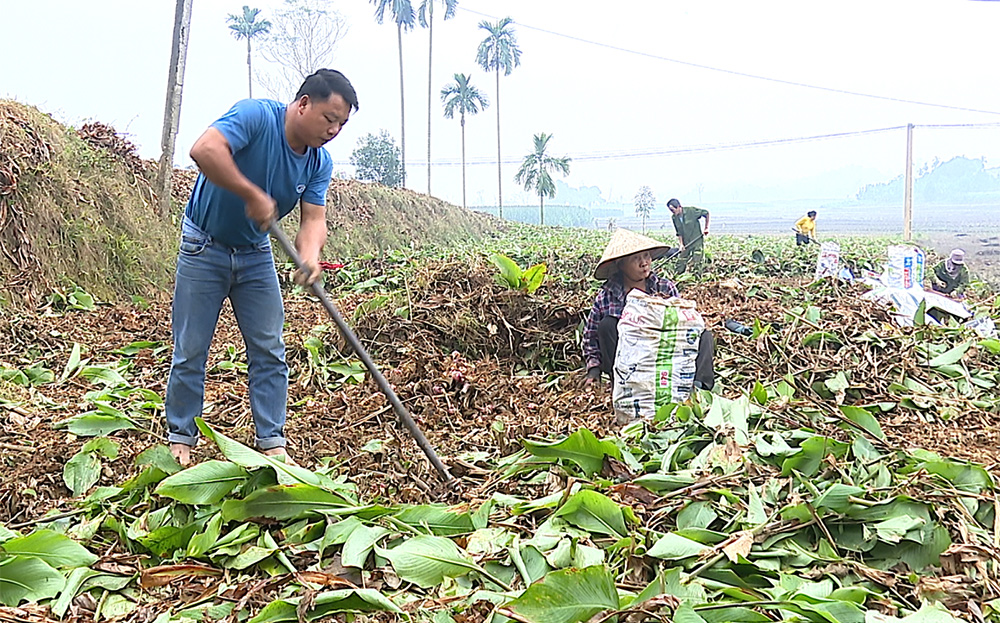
[612, 291, 705, 422]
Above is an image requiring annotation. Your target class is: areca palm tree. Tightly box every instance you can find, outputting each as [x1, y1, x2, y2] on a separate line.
[418, 0, 457, 195]
[441, 73, 488, 210]
[372, 0, 416, 187]
[475, 17, 521, 219]
[515, 133, 571, 226]
[227, 6, 271, 98]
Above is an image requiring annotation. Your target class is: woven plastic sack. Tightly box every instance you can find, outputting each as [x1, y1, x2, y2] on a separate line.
[612, 291, 704, 422]
[885, 245, 925, 289]
[814, 241, 841, 280]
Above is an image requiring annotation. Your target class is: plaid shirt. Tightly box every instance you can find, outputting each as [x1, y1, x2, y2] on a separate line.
[583, 272, 678, 370]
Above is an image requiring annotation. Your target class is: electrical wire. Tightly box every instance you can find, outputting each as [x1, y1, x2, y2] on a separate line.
[330, 122, 1000, 167]
[456, 6, 1000, 117]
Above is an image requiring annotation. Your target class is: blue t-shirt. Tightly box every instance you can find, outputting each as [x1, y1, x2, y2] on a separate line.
[185, 99, 334, 247]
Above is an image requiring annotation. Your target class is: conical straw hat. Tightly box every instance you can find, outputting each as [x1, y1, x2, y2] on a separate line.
[594, 229, 670, 279]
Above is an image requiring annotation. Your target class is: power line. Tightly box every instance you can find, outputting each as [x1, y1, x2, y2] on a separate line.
[457, 7, 1000, 117]
[331, 125, 906, 167]
[331, 121, 1000, 167]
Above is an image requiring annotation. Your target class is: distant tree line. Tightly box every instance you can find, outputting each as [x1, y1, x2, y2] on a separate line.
[856, 156, 1000, 204]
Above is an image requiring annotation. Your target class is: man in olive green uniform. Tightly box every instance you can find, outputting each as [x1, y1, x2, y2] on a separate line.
[668, 198, 710, 274]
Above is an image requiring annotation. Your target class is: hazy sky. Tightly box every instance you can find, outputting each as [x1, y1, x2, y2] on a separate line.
[3, 0, 1000, 208]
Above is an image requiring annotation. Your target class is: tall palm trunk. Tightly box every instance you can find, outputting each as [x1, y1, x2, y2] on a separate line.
[495, 67, 502, 218]
[397, 23, 407, 187]
[158, 0, 194, 217]
[539, 193, 544, 226]
[246, 37, 253, 98]
[426, 1, 433, 195]
[460, 113, 466, 209]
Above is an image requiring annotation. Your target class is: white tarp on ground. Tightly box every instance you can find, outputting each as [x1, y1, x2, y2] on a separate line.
[612, 291, 704, 422]
[859, 246, 996, 338]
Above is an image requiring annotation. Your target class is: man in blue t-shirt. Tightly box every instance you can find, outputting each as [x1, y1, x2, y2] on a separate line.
[165, 69, 359, 466]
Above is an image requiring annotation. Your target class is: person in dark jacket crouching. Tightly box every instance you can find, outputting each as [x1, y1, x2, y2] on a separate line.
[583, 228, 715, 391]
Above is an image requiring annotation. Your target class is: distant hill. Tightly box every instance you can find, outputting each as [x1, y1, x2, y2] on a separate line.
[856, 156, 1000, 204]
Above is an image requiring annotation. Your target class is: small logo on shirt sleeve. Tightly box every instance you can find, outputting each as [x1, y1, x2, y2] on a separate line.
[296, 184, 306, 194]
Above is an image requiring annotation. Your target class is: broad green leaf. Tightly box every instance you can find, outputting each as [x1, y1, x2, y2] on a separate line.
[81, 437, 119, 458]
[0, 529, 98, 568]
[647, 532, 711, 560]
[79, 365, 128, 387]
[23, 362, 54, 385]
[0, 525, 18, 542]
[746, 484, 767, 525]
[750, 381, 767, 405]
[0, 367, 29, 385]
[913, 298, 927, 325]
[55, 412, 136, 436]
[221, 484, 357, 521]
[341, 525, 390, 568]
[633, 473, 697, 493]
[980, 339, 1000, 355]
[754, 432, 795, 457]
[248, 589, 401, 623]
[136, 445, 183, 475]
[899, 602, 965, 622]
[699, 607, 771, 622]
[0, 556, 65, 606]
[223, 539, 277, 570]
[489, 253, 523, 289]
[137, 523, 200, 558]
[522, 263, 547, 294]
[839, 406, 885, 440]
[802, 331, 842, 347]
[673, 605, 708, 623]
[155, 461, 249, 505]
[553, 490, 629, 538]
[318, 517, 363, 557]
[677, 501, 717, 530]
[874, 515, 926, 544]
[523, 428, 622, 477]
[927, 341, 971, 368]
[506, 565, 619, 623]
[703, 395, 752, 445]
[197, 418, 324, 487]
[814, 484, 866, 514]
[781, 437, 849, 477]
[60, 342, 83, 383]
[50, 568, 98, 618]
[376, 535, 481, 588]
[63, 450, 101, 497]
[187, 513, 225, 558]
[394, 504, 475, 536]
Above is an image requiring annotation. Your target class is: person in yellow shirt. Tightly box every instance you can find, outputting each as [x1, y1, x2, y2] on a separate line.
[794, 211, 817, 246]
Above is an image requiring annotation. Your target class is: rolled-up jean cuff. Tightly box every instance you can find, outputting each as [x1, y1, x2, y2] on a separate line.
[256, 436, 286, 451]
[168, 433, 199, 447]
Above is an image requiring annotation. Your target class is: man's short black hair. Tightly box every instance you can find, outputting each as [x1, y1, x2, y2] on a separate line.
[667, 198, 681, 209]
[807, 210, 817, 218]
[295, 69, 359, 112]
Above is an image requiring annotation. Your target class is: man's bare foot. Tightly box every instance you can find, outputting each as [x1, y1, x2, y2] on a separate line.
[170, 443, 192, 467]
[262, 447, 296, 465]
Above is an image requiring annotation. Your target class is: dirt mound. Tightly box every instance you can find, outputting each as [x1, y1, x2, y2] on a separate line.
[0, 102, 177, 306]
[0, 100, 497, 308]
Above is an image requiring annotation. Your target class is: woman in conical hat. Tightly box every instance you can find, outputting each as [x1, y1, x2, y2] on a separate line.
[583, 229, 677, 385]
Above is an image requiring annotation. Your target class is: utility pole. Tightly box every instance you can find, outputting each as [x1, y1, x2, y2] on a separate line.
[903, 123, 914, 242]
[158, 0, 194, 217]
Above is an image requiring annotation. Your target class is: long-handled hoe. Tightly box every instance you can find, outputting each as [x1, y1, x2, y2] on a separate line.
[269, 224, 455, 484]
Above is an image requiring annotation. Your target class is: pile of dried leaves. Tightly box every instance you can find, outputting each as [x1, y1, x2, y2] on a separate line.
[1, 256, 999, 622]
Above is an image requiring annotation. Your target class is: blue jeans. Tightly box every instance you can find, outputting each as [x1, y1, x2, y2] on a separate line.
[165, 217, 287, 450]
